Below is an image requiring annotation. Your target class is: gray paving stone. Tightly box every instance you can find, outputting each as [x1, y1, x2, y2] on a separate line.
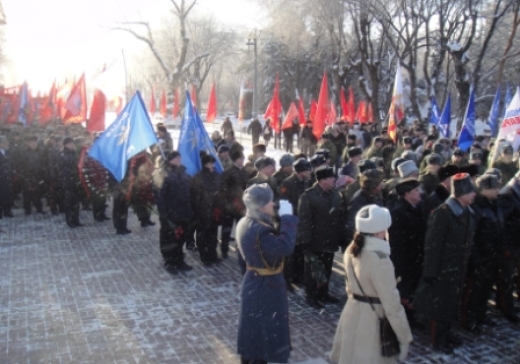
[0, 205, 519, 364]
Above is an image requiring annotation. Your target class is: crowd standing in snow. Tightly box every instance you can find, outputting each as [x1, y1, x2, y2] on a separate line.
[1, 117, 520, 363]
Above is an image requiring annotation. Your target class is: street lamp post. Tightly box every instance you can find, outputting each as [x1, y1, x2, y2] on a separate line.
[246, 37, 258, 119]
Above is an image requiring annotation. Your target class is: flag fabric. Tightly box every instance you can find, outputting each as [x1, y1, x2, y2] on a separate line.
[149, 89, 156, 114]
[296, 90, 306, 125]
[0, 86, 20, 124]
[346, 88, 356, 123]
[18, 82, 30, 126]
[429, 96, 440, 125]
[88, 89, 106, 132]
[56, 79, 74, 119]
[496, 86, 520, 153]
[264, 74, 282, 133]
[388, 62, 404, 142]
[458, 87, 476, 152]
[39, 81, 56, 125]
[308, 99, 317, 122]
[438, 93, 451, 138]
[160, 89, 167, 118]
[355, 100, 368, 123]
[340, 88, 348, 121]
[282, 102, 299, 130]
[314, 71, 329, 139]
[64, 74, 87, 123]
[206, 83, 217, 123]
[178, 90, 223, 176]
[173, 88, 180, 118]
[326, 101, 337, 125]
[191, 84, 198, 109]
[487, 86, 501, 137]
[88, 91, 158, 182]
[503, 83, 512, 120]
[367, 102, 374, 123]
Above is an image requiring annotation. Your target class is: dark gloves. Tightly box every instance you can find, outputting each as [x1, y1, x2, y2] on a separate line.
[424, 276, 438, 286]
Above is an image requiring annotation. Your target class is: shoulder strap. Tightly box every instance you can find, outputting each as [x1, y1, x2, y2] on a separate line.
[350, 260, 381, 319]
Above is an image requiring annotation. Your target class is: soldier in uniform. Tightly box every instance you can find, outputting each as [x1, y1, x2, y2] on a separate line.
[298, 166, 348, 308]
[273, 154, 294, 188]
[424, 165, 459, 214]
[246, 157, 278, 200]
[59, 137, 82, 228]
[217, 145, 232, 170]
[339, 146, 362, 180]
[497, 171, 520, 323]
[364, 136, 383, 159]
[492, 145, 518, 184]
[216, 150, 249, 258]
[461, 174, 504, 332]
[414, 173, 476, 354]
[342, 159, 377, 204]
[20, 135, 45, 215]
[153, 151, 193, 274]
[280, 158, 312, 287]
[419, 153, 441, 196]
[191, 154, 221, 266]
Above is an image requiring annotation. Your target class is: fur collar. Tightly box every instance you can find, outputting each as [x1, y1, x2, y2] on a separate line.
[364, 236, 391, 256]
[445, 197, 474, 217]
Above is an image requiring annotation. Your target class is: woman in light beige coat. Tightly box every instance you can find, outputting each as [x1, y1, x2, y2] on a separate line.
[331, 204, 413, 364]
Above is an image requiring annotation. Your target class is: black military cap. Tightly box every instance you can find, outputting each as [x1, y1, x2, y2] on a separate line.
[293, 158, 311, 173]
[315, 166, 335, 180]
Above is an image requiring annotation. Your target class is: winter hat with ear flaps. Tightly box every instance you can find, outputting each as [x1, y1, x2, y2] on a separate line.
[355, 204, 392, 234]
[452, 173, 476, 197]
[243, 183, 274, 211]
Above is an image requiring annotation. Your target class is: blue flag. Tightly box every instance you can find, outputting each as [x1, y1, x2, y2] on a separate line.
[487, 86, 501, 137]
[438, 93, 451, 138]
[503, 83, 512, 120]
[18, 82, 29, 126]
[458, 87, 476, 152]
[429, 96, 440, 125]
[88, 91, 158, 182]
[178, 90, 223, 176]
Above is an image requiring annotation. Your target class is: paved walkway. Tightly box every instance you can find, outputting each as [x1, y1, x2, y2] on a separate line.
[0, 205, 519, 364]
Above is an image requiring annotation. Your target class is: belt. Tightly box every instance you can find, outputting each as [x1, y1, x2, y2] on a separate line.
[353, 294, 381, 305]
[246, 263, 284, 276]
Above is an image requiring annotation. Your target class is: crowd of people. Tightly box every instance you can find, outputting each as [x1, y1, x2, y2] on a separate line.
[1, 116, 520, 363]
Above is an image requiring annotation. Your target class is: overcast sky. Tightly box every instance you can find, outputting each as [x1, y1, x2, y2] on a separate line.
[3, 0, 262, 92]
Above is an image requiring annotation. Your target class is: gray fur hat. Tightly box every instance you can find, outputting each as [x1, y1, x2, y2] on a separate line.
[476, 174, 500, 190]
[398, 160, 419, 178]
[279, 153, 295, 167]
[243, 183, 274, 211]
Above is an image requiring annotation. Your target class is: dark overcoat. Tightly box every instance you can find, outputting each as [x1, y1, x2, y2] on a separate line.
[414, 197, 476, 323]
[388, 197, 428, 299]
[236, 214, 298, 363]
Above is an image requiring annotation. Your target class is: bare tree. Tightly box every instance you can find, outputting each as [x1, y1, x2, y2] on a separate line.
[113, 0, 209, 92]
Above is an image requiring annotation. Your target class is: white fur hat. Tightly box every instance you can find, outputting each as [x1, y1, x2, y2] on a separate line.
[355, 204, 392, 234]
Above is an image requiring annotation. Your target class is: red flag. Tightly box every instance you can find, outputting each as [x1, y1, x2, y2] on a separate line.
[149, 89, 156, 114]
[172, 88, 179, 118]
[160, 89, 167, 117]
[264, 74, 281, 133]
[340, 88, 348, 121]
[1, 86, 20, 124]
[87, 89, 106, 132]
[326, 101, 337, 125]
[39, 81, 56, 124]
[64, 74, 87, 123]
[282, 102, 299, 130]
[313, 71, 329, 139]
[191, 84, 198, 109]
[367, 102, 374, 123]
[206, 83, 217, 123]
[56, 79, 74, 120]
[355, 100, 368, 123]
[308, 99, 317, 122]
[296, 92, 306, 125]
[346, 88, 355, 123]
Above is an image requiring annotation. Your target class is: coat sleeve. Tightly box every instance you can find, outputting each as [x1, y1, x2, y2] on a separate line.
[388, 209, 407, 280]
[259, 215, 299, 258]
[297, 193, 312, 248]
[370, 255, 413, 345]
[422, 206, 449, 278]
